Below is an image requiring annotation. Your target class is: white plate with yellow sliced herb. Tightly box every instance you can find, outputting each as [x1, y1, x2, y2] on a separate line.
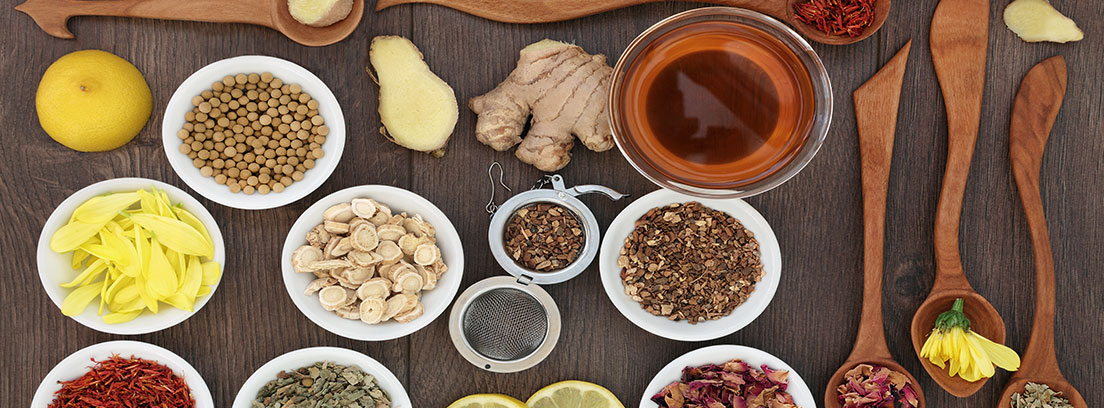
[36, 177, 225, 335]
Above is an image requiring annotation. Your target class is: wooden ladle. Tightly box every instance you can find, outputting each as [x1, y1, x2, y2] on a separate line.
[999, 55, 1087, 408]
[375, 0, 891, 45]
[910, 0, 1007, 398]
[824, 41, 925, 408]
[14, 0, 364, 47]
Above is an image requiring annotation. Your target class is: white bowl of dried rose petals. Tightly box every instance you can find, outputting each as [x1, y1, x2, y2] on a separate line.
[640, 345, 816, 407]
[280, 185, 463, 341]
[599, 188, 782, 342]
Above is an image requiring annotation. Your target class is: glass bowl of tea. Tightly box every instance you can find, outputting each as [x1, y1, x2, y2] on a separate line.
[610, 7, 832, 198]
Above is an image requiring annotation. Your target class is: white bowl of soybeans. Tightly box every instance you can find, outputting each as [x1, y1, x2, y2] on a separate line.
[162, 55, 346, 210]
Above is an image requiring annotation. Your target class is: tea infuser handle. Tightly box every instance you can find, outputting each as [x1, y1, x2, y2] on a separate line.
[566, 185, 628, 201]
[486, 162, 512, 215]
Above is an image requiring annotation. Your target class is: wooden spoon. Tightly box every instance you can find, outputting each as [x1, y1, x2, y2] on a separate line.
[14, 0, 364, 47]
[374, 0, 891, 45]
[824, 40, 925, 408]
[999, 55, 1087, 408]
[909, 0, 1007, 398]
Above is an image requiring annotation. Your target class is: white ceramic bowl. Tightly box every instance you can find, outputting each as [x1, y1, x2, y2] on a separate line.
[232, 347, 411, 408]
[599, 189, 781, 341]
[640, 345, 815, 407]
[162, 55, 346, 210]
[37, 177, 226, 335]
[31, 340, 214, 408]
[281, 185, 464, 341]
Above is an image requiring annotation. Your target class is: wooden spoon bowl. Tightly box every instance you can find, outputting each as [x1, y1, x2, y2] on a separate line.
[825, 358, 926, 408]
[374, 0, 890, 45]
[999, 378, 1087, 408]
[910, 291, 1006, 397]
[15, 0, 364, 47]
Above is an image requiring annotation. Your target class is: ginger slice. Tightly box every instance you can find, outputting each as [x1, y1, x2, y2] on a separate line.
[1004, 0, 1083, 43]
[360, 297, 386, 324]
[318, 286, 349, 311]
[323, 202, 356, 223]
[287, 0, 353, 28]
[369, 36, 458, 156]
[393, 303, 424, 323]
[469, 39, 615, 171]
[376, 224, 406, 242]
[412, 243, 441, 266]
[350, 198, 377, 219]
[357, 278, 392, 300]
[292, 245, 324, 273]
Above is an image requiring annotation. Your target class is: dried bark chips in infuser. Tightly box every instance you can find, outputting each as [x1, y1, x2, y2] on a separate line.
[504, 203, 584, 271]
[619, 202, 764, 323]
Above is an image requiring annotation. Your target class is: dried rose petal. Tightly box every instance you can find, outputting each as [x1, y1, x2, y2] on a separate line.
[836, 364, 918, 408]
[653, 359, 799, 408]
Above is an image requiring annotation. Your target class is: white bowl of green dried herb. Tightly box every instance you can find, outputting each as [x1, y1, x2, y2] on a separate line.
[599, 188, 782, 342]
[231, 346, 411, 408]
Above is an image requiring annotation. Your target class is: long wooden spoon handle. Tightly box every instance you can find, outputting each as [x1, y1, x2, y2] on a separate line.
[15, 0, 275, 39]
[1010, 55, 1067, 379]
[928, 0, 989, 291]
[848, 41, 912, 359]
[374, 0, 789, 23]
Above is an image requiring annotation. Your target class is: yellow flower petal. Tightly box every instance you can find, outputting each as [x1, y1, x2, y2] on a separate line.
[73, 192, 140, 224]
[971, 331, 1021, 371]
[61, 281, 104, 316]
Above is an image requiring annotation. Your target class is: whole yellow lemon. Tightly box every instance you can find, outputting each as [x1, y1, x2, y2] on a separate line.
[36, 50, 153, 152]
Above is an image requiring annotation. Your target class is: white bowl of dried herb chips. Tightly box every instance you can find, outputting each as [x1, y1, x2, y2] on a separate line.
[599, 188, 782, 342]
[232, 346, 411, 408]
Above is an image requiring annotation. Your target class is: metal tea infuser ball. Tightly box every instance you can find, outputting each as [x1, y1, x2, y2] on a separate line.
[448, 163, 626, 373]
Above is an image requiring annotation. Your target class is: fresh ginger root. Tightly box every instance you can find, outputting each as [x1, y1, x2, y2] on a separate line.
[469, 40, 614, 171]
[369, 36, 458, 156]
[287, 0, 353, 27]
[1004, 0, 1083, 43]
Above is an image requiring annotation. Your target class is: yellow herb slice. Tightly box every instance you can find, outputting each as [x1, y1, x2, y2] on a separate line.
[200, 261, 222, 286]
[196, 286, 212, 297]
[71, 249, 90, 270]
[60, 259, 107, 288]
[61, 281, 105, 316]
[50, 220, 103, 253]
[162, 293, 194, 312]
[146, 238, 178, 299]
[103, 310, 142, 324]
[128, 213, 213, 258]
[72, 192, 140, 224]
[182, 256, 203, 300]
[173, 207, 213, 246]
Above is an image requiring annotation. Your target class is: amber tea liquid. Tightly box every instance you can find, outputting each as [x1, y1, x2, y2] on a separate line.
[618, 20, 816, 188]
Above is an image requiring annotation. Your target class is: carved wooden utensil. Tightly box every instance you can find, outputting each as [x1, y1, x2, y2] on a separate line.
[999, 55, 1087, 408]
[824, 40, 926, 408]
[375, 0, 890, 45]
[909, 0, 1007, 398]
[14, 0, 364, 47]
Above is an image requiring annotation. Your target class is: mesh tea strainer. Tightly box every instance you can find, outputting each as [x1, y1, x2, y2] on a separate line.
[448, 172, 625, 373]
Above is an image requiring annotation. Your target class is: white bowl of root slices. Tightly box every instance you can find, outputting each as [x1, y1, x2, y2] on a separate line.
[281, 185, 464, 341]
[36, 178, 225, 335]
[232, 346, 411, 408]
[599, 189, 781, 342]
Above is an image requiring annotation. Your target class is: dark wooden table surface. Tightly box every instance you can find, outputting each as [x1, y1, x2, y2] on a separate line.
[2, 1, 1101, 407]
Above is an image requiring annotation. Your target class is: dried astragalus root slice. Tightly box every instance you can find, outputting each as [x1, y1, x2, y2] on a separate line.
[376, 224, 406, 242]
[392, 269, 424, 293]
[305, 277, 336, 296]
[382, 295, 409, 321]
[357, 277, 392, 300]
[323, 202, 356, 223]
[350, 198, 377, 219]
[368, 210, 391, 226]
[350, 223, 380, 252]
[383, 261, 414, 282]
[328, 237, 354, 258]
[360, 297, 386, 324]
[397, 233, 422, 255]
[370, 199, 392, 217]
[413, 243, 441, 266]
[344, 267, 375, 285]
[376, 241, 403, 264]
[292, 246, 325, 273]
[347, 250, 383, 267]
[403, 214, 435, 238]
[319, 286, 350, 311]
[415, 265, 437, 290]
[306, 258, 351, 272]
[306, 224, 331, 248]
[394, 303, 424, 323]
[336, 304, 361, 320]
[323, 220, 350, 235]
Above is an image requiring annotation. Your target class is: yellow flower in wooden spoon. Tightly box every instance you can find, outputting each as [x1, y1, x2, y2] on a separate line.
[920, 298, 1021, 382]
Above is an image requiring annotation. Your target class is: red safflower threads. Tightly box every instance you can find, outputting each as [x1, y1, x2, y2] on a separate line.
[793, 0, 877, 38]
[48, 356, 195, 408]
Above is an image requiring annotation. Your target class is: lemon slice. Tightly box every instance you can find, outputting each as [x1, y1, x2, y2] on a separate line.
[526, 380, 625, 408]
[449, 393, 528, 408]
